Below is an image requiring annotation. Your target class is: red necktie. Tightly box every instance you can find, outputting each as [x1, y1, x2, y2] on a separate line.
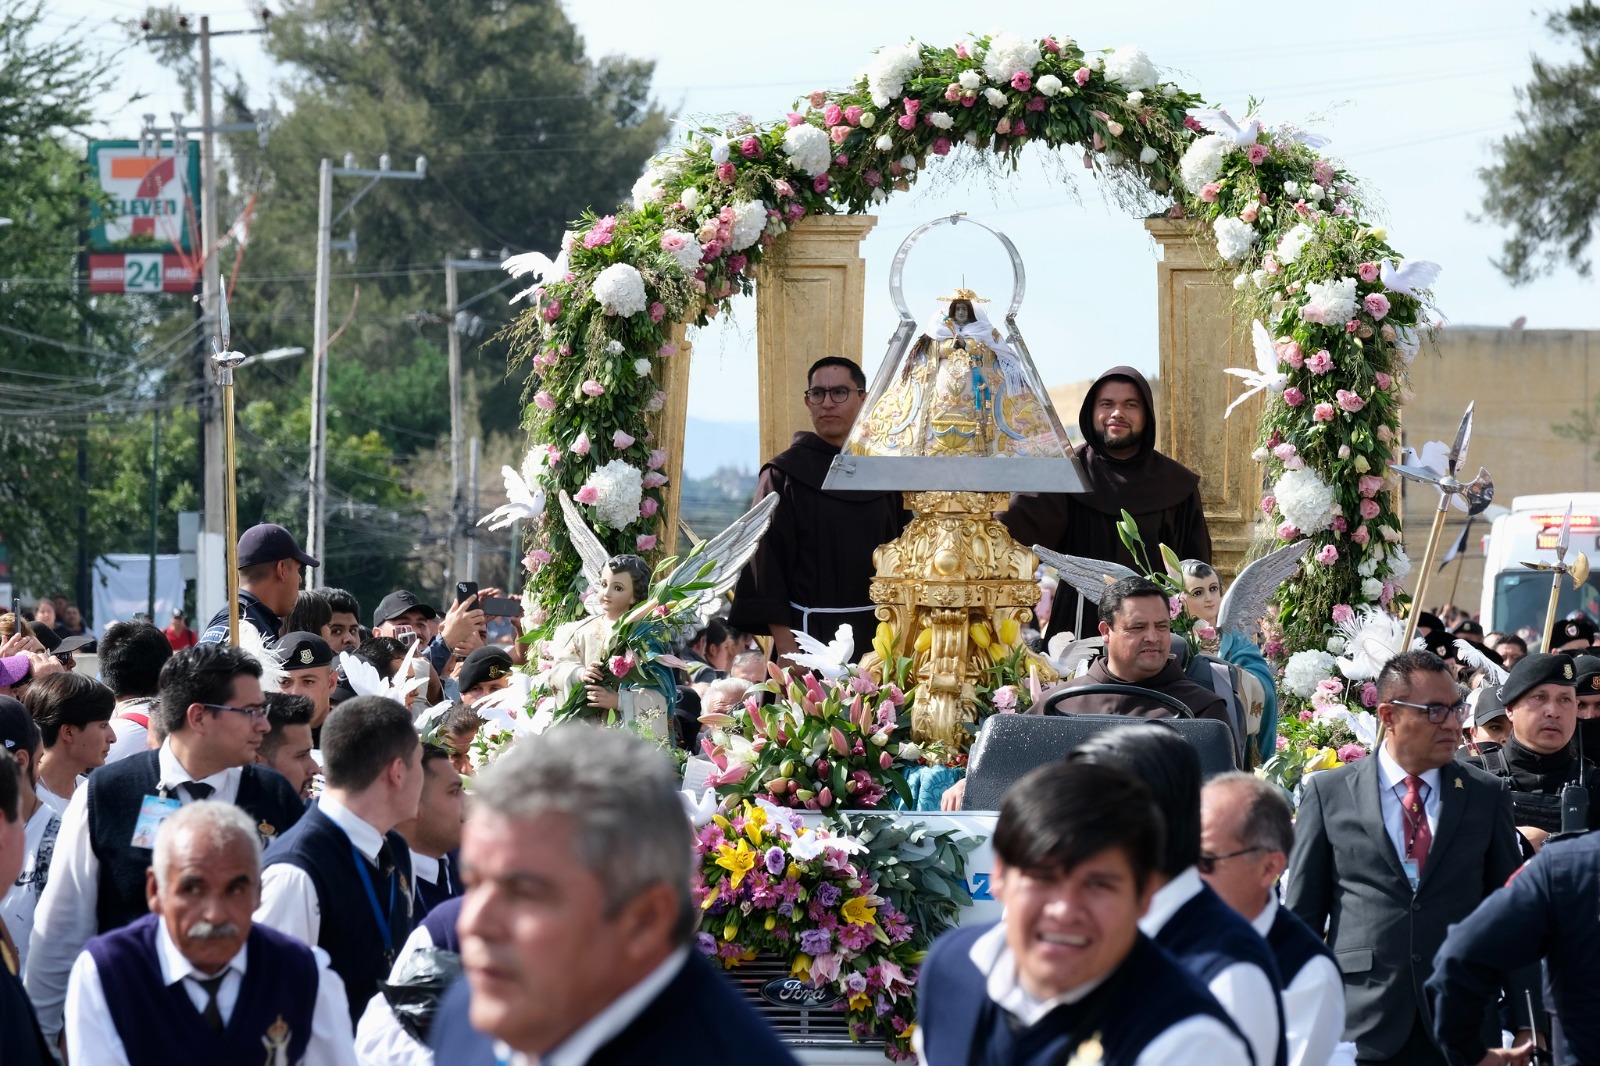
[1403, 774, 1432, 873]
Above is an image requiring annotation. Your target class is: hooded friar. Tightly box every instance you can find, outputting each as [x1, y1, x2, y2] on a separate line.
[1001, 366, 1212, 640]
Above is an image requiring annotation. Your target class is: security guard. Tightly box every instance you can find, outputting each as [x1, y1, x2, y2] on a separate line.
[1428, 830, 1600, 1065]
[1573, 655, 1600, 757]
[273, 632, 338, 731]
[1554, 617, 1597, 653]
[1466, 653, 1599, 853]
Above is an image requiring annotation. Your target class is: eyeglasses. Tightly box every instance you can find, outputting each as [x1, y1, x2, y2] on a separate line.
[1388, 699, 1470, 725]
[203, 702, 270, 721]
[803, 386, 864, 406]
[1196, 846, 1268, 874]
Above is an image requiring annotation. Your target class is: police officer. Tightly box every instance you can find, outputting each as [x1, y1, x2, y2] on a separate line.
[1467, 653, 1598, 853]
[1572, 654, 1600, 758]
[1428, 830, 1600, 1065]
[1554, 617, 1596, 654]
[274, 632, 338, 731]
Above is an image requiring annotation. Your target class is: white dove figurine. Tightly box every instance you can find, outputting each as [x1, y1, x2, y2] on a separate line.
[478, 463, 545, 530]
[783, 623, 854, 681]
[1379, 259, 1442, 298]
[1222, 320, 1289, 419]
[1189, 108, 1262, 146]
[1400, 441, 1467, 512]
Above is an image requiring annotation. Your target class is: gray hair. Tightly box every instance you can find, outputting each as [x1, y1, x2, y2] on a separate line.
[704, 677, 751, 711]
[152, 800, 263, 891]
[1203, 772, 1295, 857]
[474, 725, 694, 942]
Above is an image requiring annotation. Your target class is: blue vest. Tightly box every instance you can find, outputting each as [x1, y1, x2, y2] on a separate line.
[85, 750, 304, 932]
[85, 913, 317, 1066]
[414, 851, 461, 920]
[1153, 881, 1286, 1066]
[1266, 903, 1334, 987]
[917, 924, 1248, 1066]
[263, 802, 414, 1025]
[421, 896, 462, 954]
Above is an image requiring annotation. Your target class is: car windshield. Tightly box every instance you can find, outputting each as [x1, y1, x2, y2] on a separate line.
[1493, 570, 1600, 637]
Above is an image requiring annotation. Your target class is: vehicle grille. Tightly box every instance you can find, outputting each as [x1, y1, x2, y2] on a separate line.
[724, 954, 883, 1049]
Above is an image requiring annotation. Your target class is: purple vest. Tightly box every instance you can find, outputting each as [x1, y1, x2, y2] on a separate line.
[85, 913, 318, 1065]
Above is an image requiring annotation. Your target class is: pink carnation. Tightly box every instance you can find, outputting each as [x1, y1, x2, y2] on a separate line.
[1316, 544, 1339, 565]
[574, 484, 600, 505]
[715, 162, 736, 183]
[1263, 640, 1287, 659]
[932, 137, 952, 156]
[1278, 339, 1304, 368]
[1261, 494, 1276, 515]
[1282, 387, 1305, 407]
[1246, 144, 1270, 166]
[1359, 498, 1381, 520]
[523, 548, 552, 571]
[612, 430, 635, 449]
[582, 216, 617, 249]
[812, 175, 831, 194]
[1332, 516, 1348, 532]
[1363, 293, 1391, 320]
[581, 379, 605, 397]
[844, 105, 863, 125]
[649, 301, 665, 323]
[1361, 682, 1379, 708]
[1337, 743, 1368, 763]
[1313, 402, 1336, 422]
[542, 300, 562, 322]
[647, 449, 667, 470]
[863, 169, 882, 187]
[608, 653, 635, 678]
[642, 472, 668, 489]
[1273, 442, 1298, 461]
[533, 390, 556, 411]
[1277, 522, 1300, 541]
[1358, 475, 1386, 498]
[1074, 66, 1091, 86]
[1011, 70, 1032, 92]
[1351, 524, 1371, 546]
[1375, 371, 1392, 391]
[1332, 603, 1355, 625]
[570, 432, 591, 456]
[1027, 95, 1047, 112]
[636, 534, 657, 551]
[1357, 262, 1380, 283]
[640, 497, 659, 517]
[740, 136, 762, 158]
[1336, 389, 1366, 414]
[1307, 349, 1334, 375]
[823, 103, 843, 126]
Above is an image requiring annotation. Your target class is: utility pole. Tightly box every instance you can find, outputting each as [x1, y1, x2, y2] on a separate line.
[306, 153, 426, 579]
[467, 436, 480, 582]
[444, 252, 501, 588]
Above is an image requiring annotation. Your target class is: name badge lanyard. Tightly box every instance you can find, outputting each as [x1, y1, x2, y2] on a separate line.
[352, 842, 396, 960]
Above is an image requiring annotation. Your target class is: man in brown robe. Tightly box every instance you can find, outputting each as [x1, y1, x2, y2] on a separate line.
[730, 357, 904, 660]
[1002, 366, 1211, 641]
[1046, 576, 1227, 722]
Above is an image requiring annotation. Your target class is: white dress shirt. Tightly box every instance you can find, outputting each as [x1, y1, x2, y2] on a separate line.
[354, 916, 448, 1065]
[1252, 898, 1346, 1066]
[1141, 867, 1281, 1066]
[64, 914, 356, 1066]
[255, 795, 387, 946]
[25, 740, 244, 1042]
[1376, 742, 1441, 869]
[911, 922, 1250, 1065]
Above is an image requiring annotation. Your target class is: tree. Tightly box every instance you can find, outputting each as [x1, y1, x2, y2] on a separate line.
[1479, 2, 1600, 281]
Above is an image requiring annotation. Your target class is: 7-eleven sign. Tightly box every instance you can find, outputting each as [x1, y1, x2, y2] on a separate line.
[87, 140, 201, 253]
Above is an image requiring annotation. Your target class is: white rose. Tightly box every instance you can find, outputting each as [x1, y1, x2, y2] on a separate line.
[1036, 74, 1063, 97]
[870, 187, 888, 204]
[928, 111, 953, 130]
[900, 154, 916, 171]
[984, 87, 1007, 107]
[634, 358, 652, 377]
[1326, 637, 1347, 655]
[860, 111, 876, 128]
[1233, 273, 1249, 291]
[1127, 90, 1145, 105]
[1283, 180, 1301, 198]
[1361, 577, 1384, 600]
[963, 130, 979, 146]
[875, 134, 894, 151]
[1307, 182, 1325, 202]
[1251, 269, 1269, 288]
[605, 339, 624, 355]
[1139, 145, 1159, 164]
[959, 70, 982, 90]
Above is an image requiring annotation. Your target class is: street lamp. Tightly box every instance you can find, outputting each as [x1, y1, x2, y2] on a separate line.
[235, 345, 306, 369]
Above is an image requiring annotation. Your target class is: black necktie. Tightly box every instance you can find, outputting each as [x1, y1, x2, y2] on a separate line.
[375, 840, 396, 880]
[185, 782, 215, 802]
[194, 973, 227, 1033]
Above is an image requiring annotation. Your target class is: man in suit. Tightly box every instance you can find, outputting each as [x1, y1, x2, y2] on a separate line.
[1286, 650, 1538, 1064]
[429, 724, 800, 1065]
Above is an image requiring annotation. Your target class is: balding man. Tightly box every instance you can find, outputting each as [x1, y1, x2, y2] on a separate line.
[1202, 772, 1345, 1066]
[63, 801, 354, 1065]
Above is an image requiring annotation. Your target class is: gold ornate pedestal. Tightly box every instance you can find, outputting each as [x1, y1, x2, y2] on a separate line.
[869, 491, 1044, 749]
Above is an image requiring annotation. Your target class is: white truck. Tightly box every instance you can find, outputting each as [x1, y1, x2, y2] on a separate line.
[1479, 493, 1600, 639]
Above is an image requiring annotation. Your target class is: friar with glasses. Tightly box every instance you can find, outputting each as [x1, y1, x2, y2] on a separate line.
[24, 643, 305, 1046]
[730, 355, 905, 661]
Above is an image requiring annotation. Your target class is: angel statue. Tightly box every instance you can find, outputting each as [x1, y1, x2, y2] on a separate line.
[544, 490, 779, 742]
[855, 288, 1055, 459]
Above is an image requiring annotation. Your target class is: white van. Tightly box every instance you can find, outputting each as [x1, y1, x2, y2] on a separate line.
[1480, 493, 1600, 638]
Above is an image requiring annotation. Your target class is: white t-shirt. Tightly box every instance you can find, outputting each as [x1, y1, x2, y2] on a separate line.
[1, 801, 62, 977]
[35, 783, 71, 818]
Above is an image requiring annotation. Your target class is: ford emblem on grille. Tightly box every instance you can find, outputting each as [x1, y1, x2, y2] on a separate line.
[760, 977, 841, 1010]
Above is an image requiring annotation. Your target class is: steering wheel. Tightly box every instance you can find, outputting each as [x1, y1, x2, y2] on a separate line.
[1040, 683, 1195, 719]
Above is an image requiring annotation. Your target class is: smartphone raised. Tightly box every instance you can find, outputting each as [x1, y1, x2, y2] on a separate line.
[479, 595, 523, 618]
[455, 581, 479, 606]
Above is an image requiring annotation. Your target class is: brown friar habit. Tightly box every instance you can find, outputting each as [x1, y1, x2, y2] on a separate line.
[1001, 365, 1212, 641]
[729, 432, 904, 658]
[1046, 655, 1228, 723]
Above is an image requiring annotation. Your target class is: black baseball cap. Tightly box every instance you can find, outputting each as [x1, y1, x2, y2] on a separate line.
[373, 590, 439, 629]
[237, 524, 320, 569]
[457, 646, 513, 693]
[0, 695, 39, 756]
[30, 622, 95, 655]
[1470, 685, 1507, 728]
[275, 632, 334, 671]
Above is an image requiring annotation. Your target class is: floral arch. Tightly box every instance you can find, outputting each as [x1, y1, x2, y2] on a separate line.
[504, 31, 1429, 728]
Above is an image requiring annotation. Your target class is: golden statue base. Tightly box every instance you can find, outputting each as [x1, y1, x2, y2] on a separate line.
[868, 490, 1054, 750]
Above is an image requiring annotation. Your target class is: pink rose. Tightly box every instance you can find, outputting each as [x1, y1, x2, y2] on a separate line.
[904, 98, 921, 115]
[1351, 524, 1371, 545]
[1263, 254, 1282, 275]
[823, 103, 843, 126]
[996, 117, 1011, 136]
[1247, 144, 1270, 166]
[1359, 498, 1382, 520]
[1307, 349, 1334, 375]
[1011, 71, 1032, 92]
[863, 169, 882, 187]
[812, 175, 830, 194]
[1299, 710, 1314, 722]
[1375, 371, 1392, 391]
[636, 534, 657, 552]
[1273, 442, 1297, 461]
[574, 484, 600, 505]
[773, 179, 794, 198]
[808, 91, 828, 108]
[647, 449, 667, 470]
[1357, 262, 1379, 283]
[715, 162, 736, 184]
[1044, 35, 1061, 53]
[1346, 320, 1359, 334]
[944, 83, 962, 103]
[829, 124, 850, 144]
[844, 105, 863, 125]
[1316, 544, 1339, 565]
[648, 301, 664, 323]
[612, 430, 635, 449]
[1313, 402, 1336, 422]
[1358, 475, 1386, 498]
[581, 379, 605, 397]
[1200, 182, 1220, 203]
[533, 390, 555, 410]
[1073, 66, 1091, 87]
[1261, 494, 1277, 515]
[1278, 339, 1304, 368]
[570, 432, 591, 456]
[1363, 293, 1391, 320]
[1336, 389, 1366, 413]
[608, 653, 635, 678]
[896, 113, 916, 130]
[786, 111, 805, 128]
[1332, 603, 1355, 625]
[932, 137, 952, 156]
[1239, 202, 1260, 223]
[1282, 386, 1305, 407]
[542, 300, 562, 323]
[1277, 522, 1300, 541]
[642, 472, 668, 489]
[1361, 682, 1379, 708]
[740, 136, 761, 158]
[640, 497, 659, 517]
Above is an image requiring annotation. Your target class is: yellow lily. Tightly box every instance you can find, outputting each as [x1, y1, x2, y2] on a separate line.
[1304, 747, 1343, 772]
[840, 894, 878, 927]
[744, 804, 767, 844]
[790, 953, 812, 980]
[715, 838, 758, 889]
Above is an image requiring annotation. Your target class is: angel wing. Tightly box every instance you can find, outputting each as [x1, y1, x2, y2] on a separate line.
[338, 651, 385, 698]
[1032, 546, 1141, 610]
[503, 250, 556, 305]
[238, 624, 286, 694]
[1216, 541, 1310, 637]
[557, 490, 612, 594]
[473, 670, 534, 730]
[1189, 108, 1261, 146]
[1222, 320, 1289, 419]
[414, 700, 454, 741]
[784, 623, 854, 681]
[1380, 259, 1442, 298]
[663, 491, 780, 612]
[478, 464, 546, 530]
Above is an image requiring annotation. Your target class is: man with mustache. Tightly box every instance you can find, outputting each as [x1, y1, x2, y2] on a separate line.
[62, 800, 354, 1064]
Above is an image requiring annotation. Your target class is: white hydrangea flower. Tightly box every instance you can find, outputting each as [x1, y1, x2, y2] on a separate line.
[1036, 74, 1063, 97]
[584, 459, 644, 531]
[983, 87, 1007, 107]
[1300, 277, 1359, 326]
[982, 33, 1041, 83]
[1273, 467, 1336, 534]
[783, 123, 832, 177]
[631, 165, 667, 211]
[1276, 223, 1315, 265]
[1213, 216, 1257, 262]
[659, 229, 703, 274]
[728, 200, 768, 252]
[1178, 133, 1229, 193]
[592, 263, 647, 318]
[680, 186, 700, 211]
[1103, 46, 1159, 90]
[928, 111, 953, 130]
[1387, 547, 1412, 582]
[958, 70, 982, 90]
[1284, 649, 1337, 698]
[863, 39, 922, 104]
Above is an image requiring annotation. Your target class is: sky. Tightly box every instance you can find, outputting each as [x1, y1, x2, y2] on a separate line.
[44, 0, 1597, 472]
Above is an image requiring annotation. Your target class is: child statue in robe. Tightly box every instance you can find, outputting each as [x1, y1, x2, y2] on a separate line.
[547, 554, 673, 739]
[1182, 559, 1279, 764]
